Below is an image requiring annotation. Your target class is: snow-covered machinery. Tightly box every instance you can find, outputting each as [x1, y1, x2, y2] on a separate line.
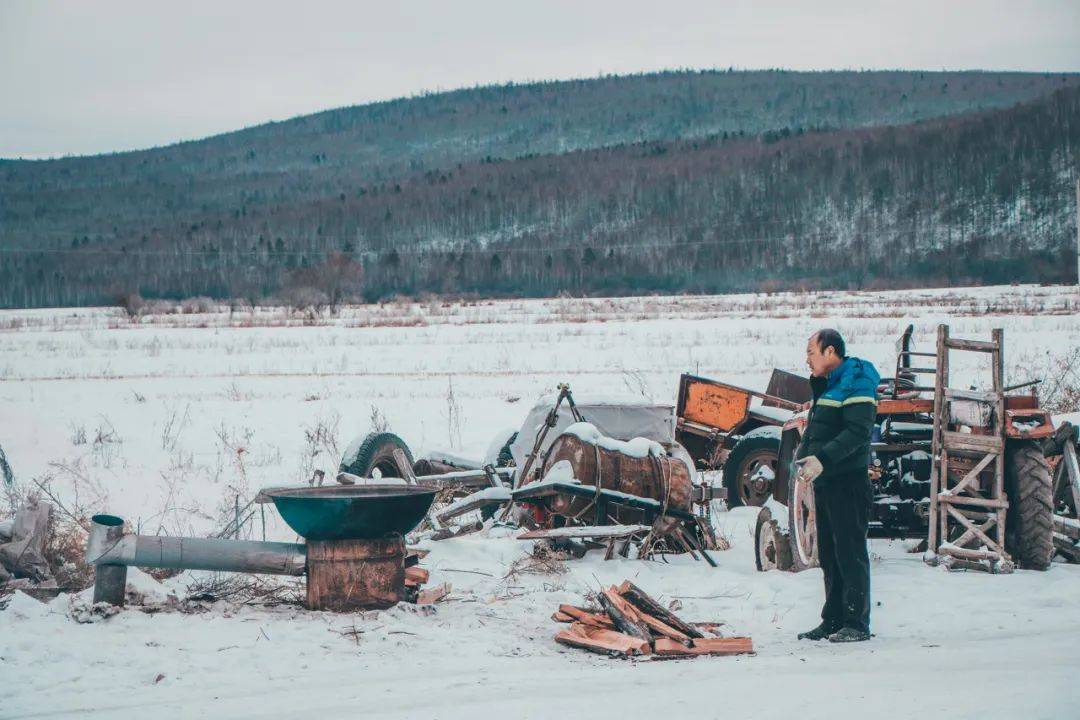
[674, 371, 807, 507]
[532, 424, 694, 534]
[332, 385, 719, 559]
[755, 324, 1057, 574]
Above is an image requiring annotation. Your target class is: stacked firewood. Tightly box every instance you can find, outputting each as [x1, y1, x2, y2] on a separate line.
[552, 581, 753, 659]
[404, 549, 451, 605]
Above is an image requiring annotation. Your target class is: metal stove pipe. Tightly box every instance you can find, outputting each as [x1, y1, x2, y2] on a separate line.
[86, 514, 307, 606]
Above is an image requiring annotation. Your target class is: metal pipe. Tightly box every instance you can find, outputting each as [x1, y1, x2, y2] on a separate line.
[88, 514, 128, 605]
[87, 513, 308, 605]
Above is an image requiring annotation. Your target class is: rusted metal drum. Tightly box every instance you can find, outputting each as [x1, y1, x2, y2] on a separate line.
[306, 535, 405, 611]
[534, 430, 693, 532]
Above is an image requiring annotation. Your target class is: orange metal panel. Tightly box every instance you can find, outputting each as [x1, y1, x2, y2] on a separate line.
[682, 381, 750, 432]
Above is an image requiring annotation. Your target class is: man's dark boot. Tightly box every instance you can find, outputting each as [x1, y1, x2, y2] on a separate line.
[827, 627, 871, 643]
[797, 622, 840, 641]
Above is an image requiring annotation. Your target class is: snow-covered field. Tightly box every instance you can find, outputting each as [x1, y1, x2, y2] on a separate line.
[2, 284, 1079, 719]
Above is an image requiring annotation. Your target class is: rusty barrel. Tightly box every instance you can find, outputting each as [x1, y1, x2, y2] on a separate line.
[536, 431, 692, 532]
[306, 535, 405, 611]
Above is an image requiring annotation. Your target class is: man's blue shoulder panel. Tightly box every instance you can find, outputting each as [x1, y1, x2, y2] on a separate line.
[818, 357, 880, 407]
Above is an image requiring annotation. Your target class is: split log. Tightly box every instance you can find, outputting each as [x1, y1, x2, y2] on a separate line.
[558, 604, 616, 629]
[552, 610, 575, 623]
[598, 588, 652, 644]
[405, 566, 430, 586]
[691, 637, 754, 655]
[416, 582, 451, 605]
[554, 623, 650, 657]
[616, 581, 704, 639]
[654, 636, 754, 657]
[618, 603, 690, 644]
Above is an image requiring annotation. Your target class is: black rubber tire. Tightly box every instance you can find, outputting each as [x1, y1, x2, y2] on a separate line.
[339, 432, 414, 479]
[723, 429, 781, 508]
[1005, 441, 1054, 571]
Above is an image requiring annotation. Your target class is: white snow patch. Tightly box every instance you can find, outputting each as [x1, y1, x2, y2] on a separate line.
[562, 421, 665, 458]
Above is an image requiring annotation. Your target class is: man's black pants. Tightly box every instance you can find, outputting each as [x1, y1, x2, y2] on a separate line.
[814, 472, 872, 634]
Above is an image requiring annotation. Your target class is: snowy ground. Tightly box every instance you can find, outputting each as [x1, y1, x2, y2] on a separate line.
[1, 284, 1079, 719]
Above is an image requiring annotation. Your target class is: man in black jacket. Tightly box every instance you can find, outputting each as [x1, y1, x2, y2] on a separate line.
[794, 329, 879, 643]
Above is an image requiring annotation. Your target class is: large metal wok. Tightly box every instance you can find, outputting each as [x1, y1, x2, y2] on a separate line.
[264, 484, 438, 540]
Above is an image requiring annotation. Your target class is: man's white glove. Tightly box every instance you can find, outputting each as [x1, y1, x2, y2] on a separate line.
[794, 456, 824, 483]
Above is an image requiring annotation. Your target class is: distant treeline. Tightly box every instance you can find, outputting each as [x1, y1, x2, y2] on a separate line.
[1, 70, 1078, 307]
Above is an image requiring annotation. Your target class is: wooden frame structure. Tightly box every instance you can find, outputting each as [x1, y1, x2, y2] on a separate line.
[926, 325, 1013, 571]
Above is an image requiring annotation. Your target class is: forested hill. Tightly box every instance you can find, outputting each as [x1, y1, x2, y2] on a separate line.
[2, 70, 1079, 307]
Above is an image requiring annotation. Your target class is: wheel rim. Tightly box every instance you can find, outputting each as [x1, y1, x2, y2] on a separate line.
[738, 450, 778, 506]
[758, 521, 779, 571]
[792, 479, 818, 567]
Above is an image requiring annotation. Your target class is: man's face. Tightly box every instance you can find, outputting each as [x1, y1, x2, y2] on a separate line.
[806, 334, 838, 378]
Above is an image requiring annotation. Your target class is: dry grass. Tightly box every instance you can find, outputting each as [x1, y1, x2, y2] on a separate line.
[503, 542, 569, 581]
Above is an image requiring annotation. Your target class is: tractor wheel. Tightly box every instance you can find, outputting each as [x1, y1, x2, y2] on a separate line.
[788, 470, 819, 571]
[755, 506, 793, 572]
[340, 432, 414, 480]
[1005, 441, 1053, 571]
[723, 428, 781, 508]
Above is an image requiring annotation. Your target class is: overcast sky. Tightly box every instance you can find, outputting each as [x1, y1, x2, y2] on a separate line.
[2, 0, 1078, 159]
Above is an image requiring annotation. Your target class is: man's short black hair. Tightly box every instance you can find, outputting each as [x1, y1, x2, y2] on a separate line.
[814, 328, 846, 358]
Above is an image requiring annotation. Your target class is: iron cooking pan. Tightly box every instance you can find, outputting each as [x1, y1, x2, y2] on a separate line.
[267, 484, 437, 540]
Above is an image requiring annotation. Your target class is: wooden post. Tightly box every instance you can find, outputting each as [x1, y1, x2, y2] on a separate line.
[306, 536, 405, 611]
[928, 324, 949, 554]
[992, 328, 1007, 554]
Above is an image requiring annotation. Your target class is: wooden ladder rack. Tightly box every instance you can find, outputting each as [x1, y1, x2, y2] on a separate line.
[926, 324, 1013, 572]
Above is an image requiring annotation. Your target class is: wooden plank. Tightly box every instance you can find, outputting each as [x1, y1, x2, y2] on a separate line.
[554, 623, 651, 657]
[941, 431, 1002, 455]
[690, 637, 755, 655]
[945, 337, 998, 353]
[617, 581, 704, 639]
[1053, 515, 1080, 541]
[949, 451, 997, 497]
[938, 544, 1001, 561]
[1053, 534, 1080, 563]
[517, 524, 650, 540]
[653, 636, 754, 657]
[928, 324, 948, 554]
[1063, 441, 1080, 513]
[877, 398, 934, 415]
[635, 612, 690, 644]
[992, 328, 1006, 553]
[551, 610, 574, 623]
[937, 493, 1008, 509]
[558, 604, 616, 629]
[435, 490, 509, 523]
[945, 504, 999, 552]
